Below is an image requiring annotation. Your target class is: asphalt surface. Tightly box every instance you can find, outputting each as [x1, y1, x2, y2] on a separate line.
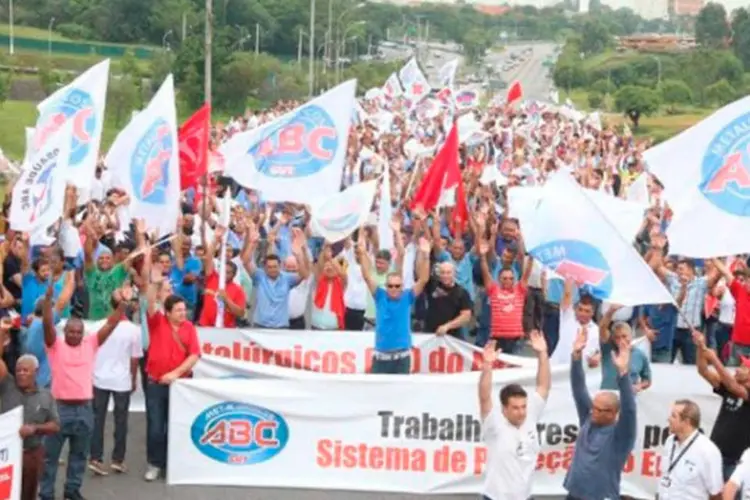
[67, 414, 477, 500]
[69, 41, 561, 500]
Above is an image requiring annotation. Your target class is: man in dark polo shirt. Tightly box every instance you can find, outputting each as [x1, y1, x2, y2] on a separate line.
[694, 331, 750, 481]
[0, 348, 60, 500]
[424, 261, 473, 339]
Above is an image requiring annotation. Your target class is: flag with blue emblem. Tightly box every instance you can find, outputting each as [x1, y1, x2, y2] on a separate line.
[522, 173, 673, 306]
[106, 75, 180, 237]
[32, 59, 109, 189]
[10, 121, 73, 233]
[310, 180, 378, 243]
[645, 95, 750, 258]
[221, 80, 356, 205]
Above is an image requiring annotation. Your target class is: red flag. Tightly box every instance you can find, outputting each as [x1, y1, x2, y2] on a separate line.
[506, 80, 523, 105]
[410, 123, 468, 233]
[178, 103, 211, 191]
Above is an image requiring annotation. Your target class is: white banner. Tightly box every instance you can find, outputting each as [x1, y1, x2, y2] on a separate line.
[196, 327, 534, 374]
[0, 407, 23, 500]
[168, 364, 718, 498]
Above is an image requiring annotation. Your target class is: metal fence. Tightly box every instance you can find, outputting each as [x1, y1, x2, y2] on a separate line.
[0, 35, 155, 59]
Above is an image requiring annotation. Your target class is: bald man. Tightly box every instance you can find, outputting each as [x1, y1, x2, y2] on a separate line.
[424, 261, 472, 339]
[563, 329, 637, 500]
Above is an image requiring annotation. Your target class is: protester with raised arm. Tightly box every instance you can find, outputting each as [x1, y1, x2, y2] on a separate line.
[357, 234, 429, 374]
[564, 328, 637, 500]
[694, 330, 750, 482]
[599, 305, 651, 391]
[39, 284, 126, 500]
[479, 330, 550, 500]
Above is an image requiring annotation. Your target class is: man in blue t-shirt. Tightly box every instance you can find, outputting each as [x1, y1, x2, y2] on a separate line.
[357, 237, 430, 374]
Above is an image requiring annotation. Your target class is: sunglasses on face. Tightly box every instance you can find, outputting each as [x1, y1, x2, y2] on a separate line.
[386, 283, 402, 289]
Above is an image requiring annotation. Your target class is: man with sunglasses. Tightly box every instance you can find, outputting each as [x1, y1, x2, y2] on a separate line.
[356, 236, 430, 374]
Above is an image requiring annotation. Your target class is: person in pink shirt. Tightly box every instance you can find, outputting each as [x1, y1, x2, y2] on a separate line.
[38, 284, 125, 500]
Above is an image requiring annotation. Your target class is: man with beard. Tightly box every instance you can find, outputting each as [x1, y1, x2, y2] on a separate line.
[694, 330, 750, 482]
[424, 261, 473, 339]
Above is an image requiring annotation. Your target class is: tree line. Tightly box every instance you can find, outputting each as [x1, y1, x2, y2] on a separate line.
[553, 3, 750, 131]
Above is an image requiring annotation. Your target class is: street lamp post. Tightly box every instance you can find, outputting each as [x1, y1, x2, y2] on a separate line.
[205, 0, 212, 106]
[8, 0, 14, 55]
[47, 17, 55, 59]
[650, 55, 662, 87]
[162, 30, 173, 49]
[308, 0, 315, 97]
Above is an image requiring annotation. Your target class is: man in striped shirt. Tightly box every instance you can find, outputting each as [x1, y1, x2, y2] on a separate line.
[478, 240, 532, 354]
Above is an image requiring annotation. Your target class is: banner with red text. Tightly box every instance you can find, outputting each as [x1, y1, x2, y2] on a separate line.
[197, 328, 534, 374]
[0, 407, 22, 500]
[167, 364, 717, 498]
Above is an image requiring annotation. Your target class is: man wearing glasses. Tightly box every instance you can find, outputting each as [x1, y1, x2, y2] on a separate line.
[356, 237, 430, 374]
[563, 328, 636, 500]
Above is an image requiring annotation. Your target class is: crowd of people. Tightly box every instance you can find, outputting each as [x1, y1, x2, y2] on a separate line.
[0, 80, 747, 500]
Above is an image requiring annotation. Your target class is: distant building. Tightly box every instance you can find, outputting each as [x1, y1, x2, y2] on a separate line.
[668, 0, 705, 16]
[616, 33, 697, 52]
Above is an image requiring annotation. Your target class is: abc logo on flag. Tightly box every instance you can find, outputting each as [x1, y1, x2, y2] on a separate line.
[530, 239, 613, 299]
[250, 105, 338, 179]
[35, 89, 97, 166]
[699, 112, 750, 217]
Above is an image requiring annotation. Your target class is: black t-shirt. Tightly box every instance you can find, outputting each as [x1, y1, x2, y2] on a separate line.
[710, 383, 750, 463]
[2, 254, 22, 309]
[424, 279, 473, 337]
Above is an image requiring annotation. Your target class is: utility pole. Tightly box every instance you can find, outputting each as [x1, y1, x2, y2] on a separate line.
[182, 12, 187, 41]
[308, 0, 315, 97]
[298, 29, 303, 64]
[204, 0, 212, 105]
[255, 23, 260, 54]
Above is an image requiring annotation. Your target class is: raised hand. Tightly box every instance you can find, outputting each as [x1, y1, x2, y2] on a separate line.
[482, 340, 498, 365]
[572, 326, 588, 357]
[528, 329, 548, 354]
[418, 237, 431, 254]
[611, 339, 631, 376]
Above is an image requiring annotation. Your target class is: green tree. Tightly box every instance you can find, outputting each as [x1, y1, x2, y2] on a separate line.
[107, 75, 139, 126]
[462, 28, 492, 65]
[614, 85, 661, 128]
[553, 62, 587, 90]
[580, 19, 611, 55]
[731, 8, 750, 70]
[695, 3, 730, 49]
[659, 79, 693, 107]
[38, 64, 66, 96]
[587, 92, 603, 109]
[590, 78, 615, 95]
[704, 78, 735, 106]
[0, 71, 12, 108]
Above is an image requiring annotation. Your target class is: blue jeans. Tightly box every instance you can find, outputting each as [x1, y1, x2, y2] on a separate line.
[652, 347, 673, 363]
[542, 305, 560, 355]
[145, 380, 171, 468]
[40, 402, 93, 499]
[371, 354, 411, 374]
[715, 323, 732, 363]
[496, 337, 523, 355]
[672, 327, 696, 365]
[90, 387, 131, 462]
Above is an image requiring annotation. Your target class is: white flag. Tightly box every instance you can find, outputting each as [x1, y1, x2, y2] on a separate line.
[221, 80, 356, 205]
[644, 95, 750, 257]
[310, 180, 378, 243]
[10, 121, 73, 233]
[33, 59, 110, 189]
[437, 59, 459, 89]
[523, 173, 672, 306]
[107, 75, 180, 237]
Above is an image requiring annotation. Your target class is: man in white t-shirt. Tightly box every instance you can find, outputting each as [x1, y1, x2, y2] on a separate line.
[550, 278, 600, 367]
[88, 287, 143, 476]
[479, 330, 551, 500]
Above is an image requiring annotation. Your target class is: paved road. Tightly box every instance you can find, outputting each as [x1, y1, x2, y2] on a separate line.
[61, 413, 474, 500]
[66, 413, 563, 499]
[503, 43, 556, 102]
